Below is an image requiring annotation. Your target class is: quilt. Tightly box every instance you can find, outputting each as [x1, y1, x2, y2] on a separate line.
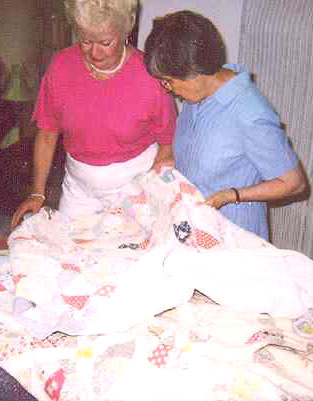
[0, 168, 313, 400]
[0, 293, 313, 400]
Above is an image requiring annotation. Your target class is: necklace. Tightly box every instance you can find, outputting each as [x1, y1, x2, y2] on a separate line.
[89, 46, 126, 75]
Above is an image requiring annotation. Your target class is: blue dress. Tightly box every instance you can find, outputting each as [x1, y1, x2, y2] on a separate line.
[174, 64, 298, 240]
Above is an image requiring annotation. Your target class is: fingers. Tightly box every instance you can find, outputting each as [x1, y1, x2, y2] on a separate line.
[10, 213, 20, 230]
[10, 199, 44, 230]
[11, 206, 28, 230]
[11, 211, 27, 230]
[203, 193, 225, 209]
[204, 189, 237, 209]
[152, 160, 175, 174]
[153, 163, 163, 174]
[202, 198, 218, 209]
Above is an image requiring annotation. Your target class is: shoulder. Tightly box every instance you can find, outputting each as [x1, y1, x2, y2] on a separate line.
[128, 47, 145, 68]
[231, 78, 280, 125]
[124, 47, 168, 97]
[216, 66, 280, 126]
[127, 48, 157, 84]
[238, 85, 279, 125]
[46, 44, 81, 76]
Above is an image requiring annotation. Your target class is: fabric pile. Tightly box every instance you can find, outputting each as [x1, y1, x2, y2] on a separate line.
[1, 168, 312, 340]
[1, 169, 313, 400]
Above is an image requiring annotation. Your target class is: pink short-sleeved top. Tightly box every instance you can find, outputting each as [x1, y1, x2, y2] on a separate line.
[33, 45, 177, 166]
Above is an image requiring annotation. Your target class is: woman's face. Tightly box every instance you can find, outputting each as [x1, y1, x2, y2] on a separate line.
[78, 24, 125, 71]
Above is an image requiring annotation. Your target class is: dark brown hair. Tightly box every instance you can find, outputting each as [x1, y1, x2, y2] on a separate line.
[144, 10, 226, 80]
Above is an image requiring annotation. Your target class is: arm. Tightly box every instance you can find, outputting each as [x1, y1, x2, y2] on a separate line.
[203, 162, 308, 209]
[11, 129, 60, 228]
[151, 144, 174, 172]
[150, 80, 177, 173]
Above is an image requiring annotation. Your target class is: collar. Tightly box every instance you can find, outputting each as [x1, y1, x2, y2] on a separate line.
[212, 64, 251, 106]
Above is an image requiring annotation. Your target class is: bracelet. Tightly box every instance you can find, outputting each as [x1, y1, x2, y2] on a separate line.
[231, 187, 240, 204]
[29, 193, 46, 201]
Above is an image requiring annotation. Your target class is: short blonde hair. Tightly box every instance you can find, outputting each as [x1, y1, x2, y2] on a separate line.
[64, 0, 139, 35]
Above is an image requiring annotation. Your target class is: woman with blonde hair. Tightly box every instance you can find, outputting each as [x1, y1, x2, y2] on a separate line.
[12, 0, 176, 226]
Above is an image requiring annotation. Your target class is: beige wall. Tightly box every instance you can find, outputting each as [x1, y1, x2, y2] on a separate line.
[0, 0, 70, 95]
[0, 0, 38, 91]
[138, 0, 244, 63]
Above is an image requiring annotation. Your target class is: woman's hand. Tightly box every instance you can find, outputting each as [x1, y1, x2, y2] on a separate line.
[10, 129, 60, 230]
[151, 144, 175, 173]
[203, 189, 237, 209]
[11, 196, 45, 230]
[202, 163, 308, 210]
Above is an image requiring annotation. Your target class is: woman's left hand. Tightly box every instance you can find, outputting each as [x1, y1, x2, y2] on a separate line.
[203, 189, 237, 209]
[151, 144, 175, 173]
[203, 163, 308, 209]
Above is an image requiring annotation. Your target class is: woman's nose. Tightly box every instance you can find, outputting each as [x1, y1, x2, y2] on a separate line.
[89, 43, 103, 60]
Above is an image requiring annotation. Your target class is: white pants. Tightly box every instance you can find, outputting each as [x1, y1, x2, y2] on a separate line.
[59, 144, 158, 220]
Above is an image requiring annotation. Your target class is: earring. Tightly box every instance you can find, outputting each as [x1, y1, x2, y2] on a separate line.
[125, 36, 129, 46]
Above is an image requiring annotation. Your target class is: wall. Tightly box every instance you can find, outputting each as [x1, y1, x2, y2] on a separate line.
[238, 0, 313, 258]
[0, 0, 70, 143]
[138, 0, 244, 63]
[0, 0, 38, 91]
[0, 0, 70, 93]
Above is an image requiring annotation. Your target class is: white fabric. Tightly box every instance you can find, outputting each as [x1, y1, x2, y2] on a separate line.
[0, 255, 9, 267]
[59, 143, 158, 219]
[1, 297, 312, 401]
[166, 247, 313, 317]
[5, 168, 313, 339]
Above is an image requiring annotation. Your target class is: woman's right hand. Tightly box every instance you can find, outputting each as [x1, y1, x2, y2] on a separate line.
[10, 129, 59, 231]
[11, 196, 45, 230]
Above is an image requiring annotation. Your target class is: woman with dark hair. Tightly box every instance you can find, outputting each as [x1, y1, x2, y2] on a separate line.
[144, 10, 307, 240]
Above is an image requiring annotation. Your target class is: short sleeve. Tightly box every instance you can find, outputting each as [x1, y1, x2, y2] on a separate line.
[243, 116, 298, 180]
[152, 85, 177, 145]
[32, 56, 61, 132]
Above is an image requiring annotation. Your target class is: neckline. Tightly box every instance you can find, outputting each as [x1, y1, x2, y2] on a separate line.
[81, 45, 134, 81]
[89, 45, 126, 75]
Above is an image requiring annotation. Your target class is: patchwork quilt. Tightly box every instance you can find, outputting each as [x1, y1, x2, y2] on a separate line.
[0, 168, 313, 400]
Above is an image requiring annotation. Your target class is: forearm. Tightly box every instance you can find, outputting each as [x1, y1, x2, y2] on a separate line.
[235, 164, 307, 203]
[205, 163, 308, 209]
[31, 129, 60, 195]
[151, 143, 174, 172]
[155, 143, 173, 160]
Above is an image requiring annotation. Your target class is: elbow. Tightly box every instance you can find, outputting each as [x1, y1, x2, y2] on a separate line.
[270, 165, 310, 207]
[288, 165, 310, 201]
[294, 177, 310, 200]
